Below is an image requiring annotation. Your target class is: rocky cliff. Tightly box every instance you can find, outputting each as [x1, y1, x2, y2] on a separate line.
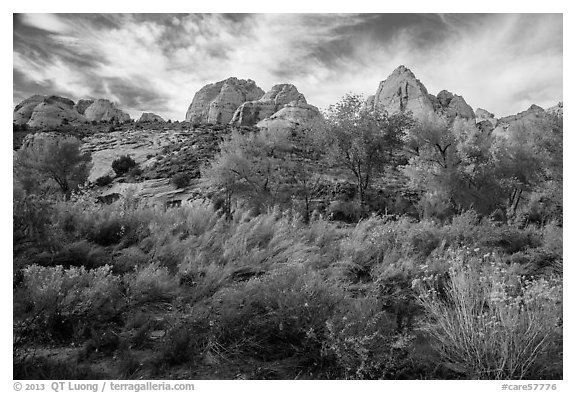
[371, 65, 435, 118]
[369, 65, 475, 121]
[230, 84, 307, 127]
[185, 77, 265, 124]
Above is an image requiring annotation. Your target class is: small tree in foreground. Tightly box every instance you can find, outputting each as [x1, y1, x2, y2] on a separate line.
[15, 135, 92, 198]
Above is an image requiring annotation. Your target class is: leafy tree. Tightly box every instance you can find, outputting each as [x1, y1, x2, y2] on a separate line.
[202, 126, 320, 219]
[15, 135, 92, 198]
[402, 113, 500, 217]
[318, 94, 411, 208]
[490, 114, 562, 220]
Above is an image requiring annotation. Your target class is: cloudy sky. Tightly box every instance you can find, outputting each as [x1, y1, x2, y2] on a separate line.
[13, 13, 562, 120]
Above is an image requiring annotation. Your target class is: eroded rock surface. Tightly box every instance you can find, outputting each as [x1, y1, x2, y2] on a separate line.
[231, 84, 307, 127]
[185, 77, 264, 124]
[83, 99, 131, 123]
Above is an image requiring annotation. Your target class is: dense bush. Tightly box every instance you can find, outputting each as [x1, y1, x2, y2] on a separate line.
[171, 172, 191, 189]
[112, 155, 137, 176]
[95, 175, 114, 187]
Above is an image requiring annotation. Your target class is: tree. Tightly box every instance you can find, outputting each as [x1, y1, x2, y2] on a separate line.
[202, 126, 320, 219]
[402, 112, 502, 217]
[15, 134, 92, 198]
[489, 114, 561, 219]
[318, 94, 412, 208]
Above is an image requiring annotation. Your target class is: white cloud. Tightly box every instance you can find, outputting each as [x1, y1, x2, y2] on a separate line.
[14, 13, 562, 120]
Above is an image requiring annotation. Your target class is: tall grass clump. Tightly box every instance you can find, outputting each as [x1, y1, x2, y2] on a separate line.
[413, 249, 562, 379]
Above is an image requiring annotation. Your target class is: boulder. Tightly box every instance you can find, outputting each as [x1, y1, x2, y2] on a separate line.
[84, 99, 131, 123]
[185, 77, 264, 124]
[230, 84, 307, 126]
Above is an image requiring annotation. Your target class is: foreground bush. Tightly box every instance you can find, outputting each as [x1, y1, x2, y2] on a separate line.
[18, 265, 124, 341]
[413, 249, 562, 379]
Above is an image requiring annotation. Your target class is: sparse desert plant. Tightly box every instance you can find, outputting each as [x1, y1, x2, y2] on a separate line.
[413, 249, 562, 379]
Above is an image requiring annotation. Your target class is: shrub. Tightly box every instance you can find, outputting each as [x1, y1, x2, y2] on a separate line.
[413, 250, 562, 379]
[210, 264, 345, 361]
[95, 175, 113, 187]
[19, 265, 124, 341]
[112, 155, 137, 176]
[125, 263, 179, 305]
[323, 297, 413, 379]
[171, 172, 191, 189]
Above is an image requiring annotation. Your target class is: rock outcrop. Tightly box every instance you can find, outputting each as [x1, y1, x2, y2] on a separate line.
[74, 99, 95, 115]
[368, 66, 474, 121]
[13, 95, 46, 125]
[371, 65, 435, 118]
[26, 96, 87, 128]
[475, 108, 497, 132]
[138, 112, 165, 123]
[433, 90, 475, 119]
[185, 77, 264, 124]
[230, 84, 307, 127]
[256, 101, 321, 133]
[492, 104, 549, 138]
[546, 102, 563, 118]
[84, 99, 131, 123]
[14, 95, 131, 127]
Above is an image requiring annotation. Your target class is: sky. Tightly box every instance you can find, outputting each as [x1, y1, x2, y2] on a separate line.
[13, 13, 563, 120]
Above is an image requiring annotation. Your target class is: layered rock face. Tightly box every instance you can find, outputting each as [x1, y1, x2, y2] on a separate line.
[230, 84, 307, 127]
[371, 65, 435, 118]
[83, 99, 131, 123]
[138, 112, 165, 123]
[256, 101, 321, 133]
[185, 77, 265, 124]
